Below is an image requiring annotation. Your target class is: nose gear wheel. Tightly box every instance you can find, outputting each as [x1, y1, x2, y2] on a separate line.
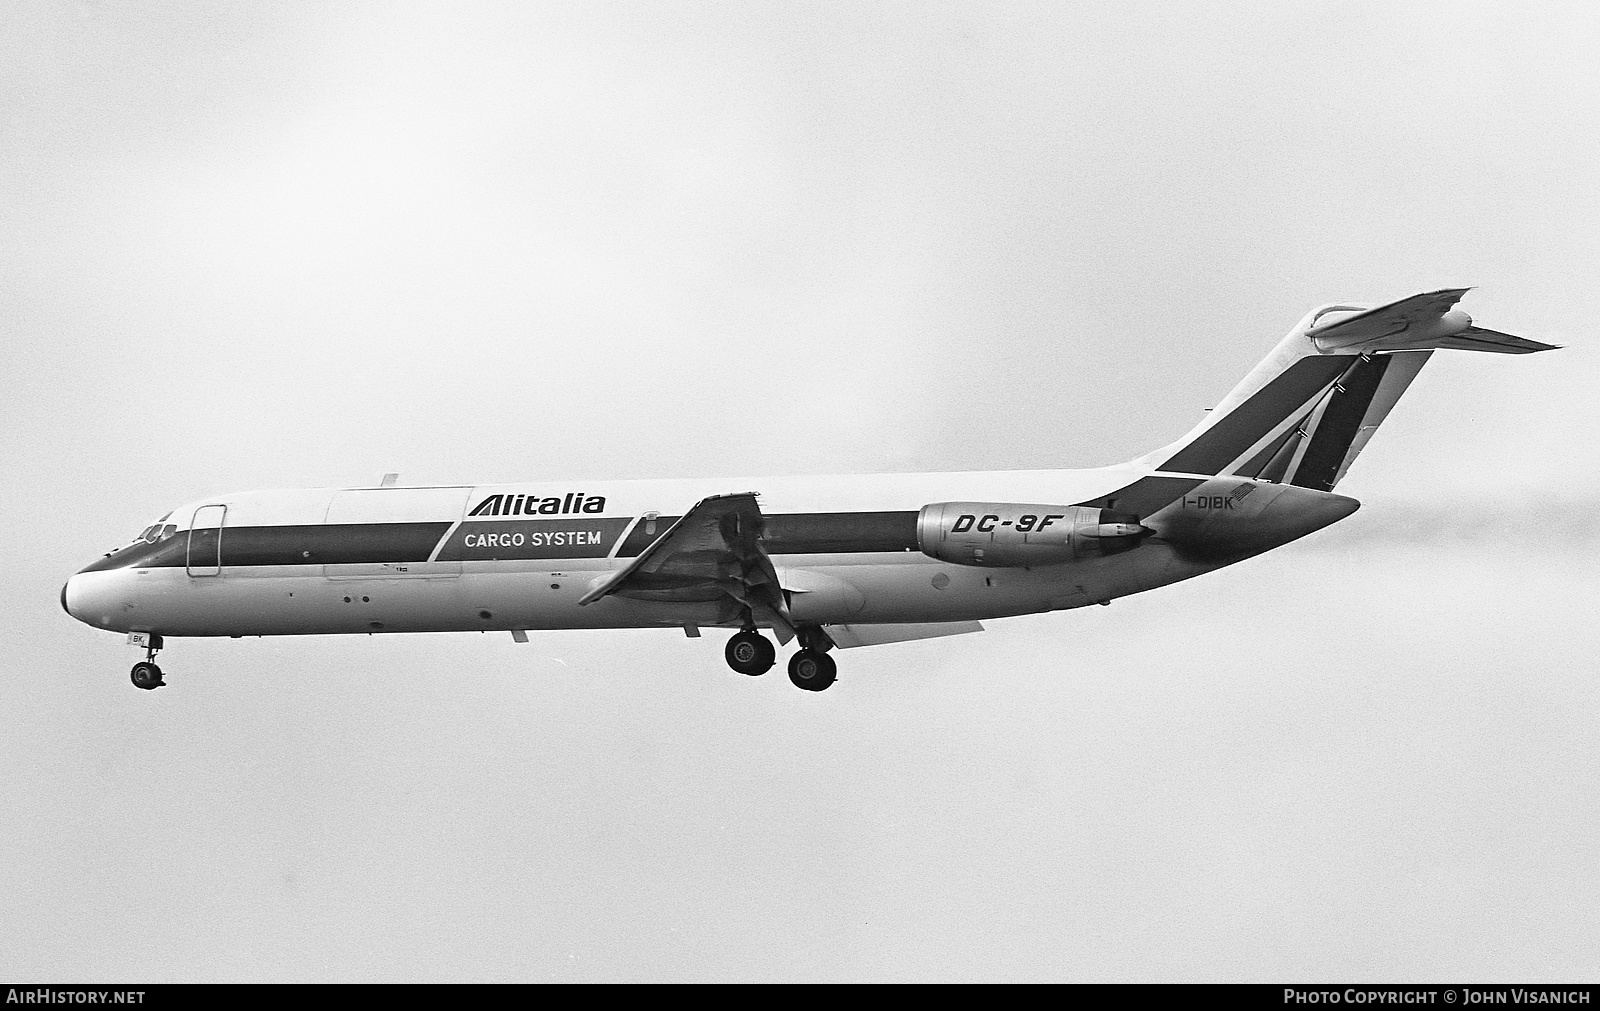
[130, 661, 165, 690]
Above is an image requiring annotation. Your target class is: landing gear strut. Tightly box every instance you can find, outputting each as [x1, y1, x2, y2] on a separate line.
[129, 634, 166, 690]
[724, 629, 775, 676]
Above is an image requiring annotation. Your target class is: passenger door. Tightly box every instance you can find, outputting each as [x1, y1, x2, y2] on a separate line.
[186, 504, 227, 577]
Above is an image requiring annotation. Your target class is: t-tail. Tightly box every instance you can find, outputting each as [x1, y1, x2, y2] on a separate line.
[1139, 288, 1558, 490]
[1114, 289, 1557, 562]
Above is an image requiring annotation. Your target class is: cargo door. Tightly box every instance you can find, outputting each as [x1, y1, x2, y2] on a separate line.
[321, 486, 469, 580]
[186, 504, 227, 577]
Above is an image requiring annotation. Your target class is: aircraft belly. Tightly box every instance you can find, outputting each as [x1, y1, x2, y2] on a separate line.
[94, 565, 758, 636]
[792, 544, 1231, 622]
[785, 556, 1090, 624]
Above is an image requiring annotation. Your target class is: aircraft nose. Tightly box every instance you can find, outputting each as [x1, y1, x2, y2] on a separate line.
[61, 574, 91, 624]
[61, 572, 122, 630]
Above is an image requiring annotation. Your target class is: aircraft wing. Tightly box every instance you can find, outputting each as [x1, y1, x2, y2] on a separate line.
[578, 492, 790, 627]
[1306, 288, 1559, 354]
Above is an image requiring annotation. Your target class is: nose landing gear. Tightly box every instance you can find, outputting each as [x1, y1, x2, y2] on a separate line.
[129, 633, 166, 690]
[130, 661, 164, 690]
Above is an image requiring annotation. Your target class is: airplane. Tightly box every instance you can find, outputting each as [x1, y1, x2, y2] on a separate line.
[62, 289, 1556, 692]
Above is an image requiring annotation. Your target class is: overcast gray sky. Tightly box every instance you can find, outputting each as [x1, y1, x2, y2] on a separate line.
[3, 0, 1597, 982]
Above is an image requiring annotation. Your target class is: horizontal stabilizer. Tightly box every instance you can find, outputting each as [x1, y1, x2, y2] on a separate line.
[1435, 326, 1559, 354]
[1306, 288, 1558, 355]
[1305, 288, 1470, 349]
[825, 621, 983, 649]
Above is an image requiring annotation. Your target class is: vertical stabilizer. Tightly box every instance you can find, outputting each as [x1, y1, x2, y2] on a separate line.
[1138, 290, 1555, 491]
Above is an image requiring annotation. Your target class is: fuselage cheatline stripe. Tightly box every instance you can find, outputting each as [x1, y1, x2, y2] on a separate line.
[80, 513, 929, 571]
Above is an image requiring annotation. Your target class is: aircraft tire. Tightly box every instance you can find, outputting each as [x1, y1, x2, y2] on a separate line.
[787, 649, 837, 692]
[725, 631, 775, 676]
[130, 661, 165, 690]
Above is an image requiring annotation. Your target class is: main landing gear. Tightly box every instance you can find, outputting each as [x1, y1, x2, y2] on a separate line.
[723, 625, 838, 691]
[129, 633, 166, 690]
[787, 649, 836, 692]
[724, 628, 776, 676]
[786, 624, 836, 691]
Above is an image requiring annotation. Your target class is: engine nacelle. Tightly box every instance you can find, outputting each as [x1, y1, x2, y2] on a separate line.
[916, 502, 1150, 568]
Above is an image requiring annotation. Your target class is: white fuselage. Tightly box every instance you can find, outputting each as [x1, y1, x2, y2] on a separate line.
[62, 464, 1357, 642]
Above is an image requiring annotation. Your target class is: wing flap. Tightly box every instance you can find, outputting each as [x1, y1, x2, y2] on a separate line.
[578, 493, 789, 622]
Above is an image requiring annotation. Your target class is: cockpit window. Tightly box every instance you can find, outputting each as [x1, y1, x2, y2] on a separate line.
[134, 513, 175, 545]
[82, 512, 182, 573]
